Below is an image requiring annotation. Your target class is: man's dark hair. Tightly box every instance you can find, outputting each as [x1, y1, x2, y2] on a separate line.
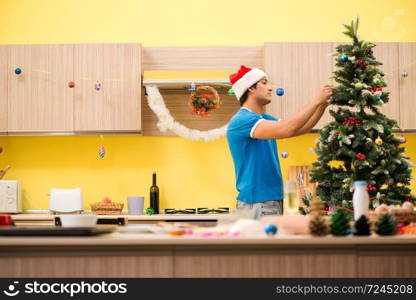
[239, 82, 258, 106]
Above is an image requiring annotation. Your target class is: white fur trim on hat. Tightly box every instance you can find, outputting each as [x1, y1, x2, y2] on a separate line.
[232, 68, 267, 100]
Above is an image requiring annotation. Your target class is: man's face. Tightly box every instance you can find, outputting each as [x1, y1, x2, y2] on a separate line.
[250, 77, 273, 106]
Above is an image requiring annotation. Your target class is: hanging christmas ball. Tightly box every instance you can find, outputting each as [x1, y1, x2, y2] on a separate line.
[337, 135, 343, 141]
[99, 146, 105, 159]
[375, 137, 383, 145]
[281, 151, 289, 159]
[276, 88, 285, 96]
[264, 223, 278, 236]
[227, 88, 235, 96]
[339, 54, 348, 62]
[385, 128, 392, 135]
[372, 77, 382, 85]
[14, 68, 22, 75]
[356, 153, 366, 160]
[354, 82, 364, 90]
[68, 81, 75, 88]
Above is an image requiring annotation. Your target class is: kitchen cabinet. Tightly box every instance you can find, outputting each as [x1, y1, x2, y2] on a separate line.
[264, 42, 333, 129]
[399, 43, 416, 130]
[371, 43, 400, 122]
[5, 43, 141, 134]
[0, 46, 7, 132]
[265, 42, 408, 131]
[74, 44, 141, 132]
[7, 44, 74, 132]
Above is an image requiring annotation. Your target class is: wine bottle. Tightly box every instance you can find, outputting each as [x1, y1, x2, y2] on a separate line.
[150, 172, 159, 214]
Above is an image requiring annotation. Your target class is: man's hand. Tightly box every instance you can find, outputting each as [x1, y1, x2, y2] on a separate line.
[252, 84, 335, 140]
[314, 85, 334, 105]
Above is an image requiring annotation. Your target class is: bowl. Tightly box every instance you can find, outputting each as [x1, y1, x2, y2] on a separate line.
[59, 215, 98, 228]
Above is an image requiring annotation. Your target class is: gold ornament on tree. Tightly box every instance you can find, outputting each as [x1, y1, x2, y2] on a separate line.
[375, 137, 383, 146]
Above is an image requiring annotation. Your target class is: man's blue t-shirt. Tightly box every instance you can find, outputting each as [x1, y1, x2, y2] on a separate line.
[226, 107, 283, 203]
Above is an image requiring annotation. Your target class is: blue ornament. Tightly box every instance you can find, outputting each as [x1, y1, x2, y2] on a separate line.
[339, 54, 348, 62]
[14, 68, 22, 75]
[264, 223, 278, 236]
[276, 88, 284, 96]
[376, 96, 381, 101]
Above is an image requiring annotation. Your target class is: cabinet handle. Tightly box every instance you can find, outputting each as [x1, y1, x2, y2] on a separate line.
[401, 71, 408, 78]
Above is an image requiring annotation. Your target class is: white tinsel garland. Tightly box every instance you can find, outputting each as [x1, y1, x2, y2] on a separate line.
[145, 85, 228, 142]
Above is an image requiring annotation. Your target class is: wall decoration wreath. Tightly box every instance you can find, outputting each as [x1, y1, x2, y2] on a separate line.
[145, 85, 227, 142]
[190, 85, 221, 118]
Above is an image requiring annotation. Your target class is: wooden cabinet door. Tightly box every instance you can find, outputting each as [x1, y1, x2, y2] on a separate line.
[372, 43, 400, 123]
[264, 42, 333, 129]
[74, 43, 141, 132]
[399, 43, 416, 130]
[0, 46, 7, 132]
[7, 44, 74, 132]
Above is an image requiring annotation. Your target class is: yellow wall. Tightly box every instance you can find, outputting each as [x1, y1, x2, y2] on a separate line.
[0, 0, 415, 210]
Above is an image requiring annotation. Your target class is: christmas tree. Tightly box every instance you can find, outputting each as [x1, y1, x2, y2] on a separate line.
[310, 17, 414, 211]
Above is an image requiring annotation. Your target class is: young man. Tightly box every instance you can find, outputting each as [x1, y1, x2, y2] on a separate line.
[226, 65, 333, 219]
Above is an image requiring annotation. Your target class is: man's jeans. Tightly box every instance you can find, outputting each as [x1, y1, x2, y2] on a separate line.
[236, 200, 283, 220]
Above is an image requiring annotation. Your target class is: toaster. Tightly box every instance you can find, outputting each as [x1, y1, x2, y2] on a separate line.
[49, 188, 83, 213]
[0, 180, 22, 213]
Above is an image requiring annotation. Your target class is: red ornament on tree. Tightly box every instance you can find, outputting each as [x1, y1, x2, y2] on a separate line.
[367, 184, 377, 192]
[371, 86, 383, 92]
[357, 58, 367, 69]
[356, 153, 366, 160]
[343, 116, 363, 125]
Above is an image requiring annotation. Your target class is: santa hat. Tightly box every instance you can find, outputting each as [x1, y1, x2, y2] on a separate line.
[229, 65, 267, 100]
